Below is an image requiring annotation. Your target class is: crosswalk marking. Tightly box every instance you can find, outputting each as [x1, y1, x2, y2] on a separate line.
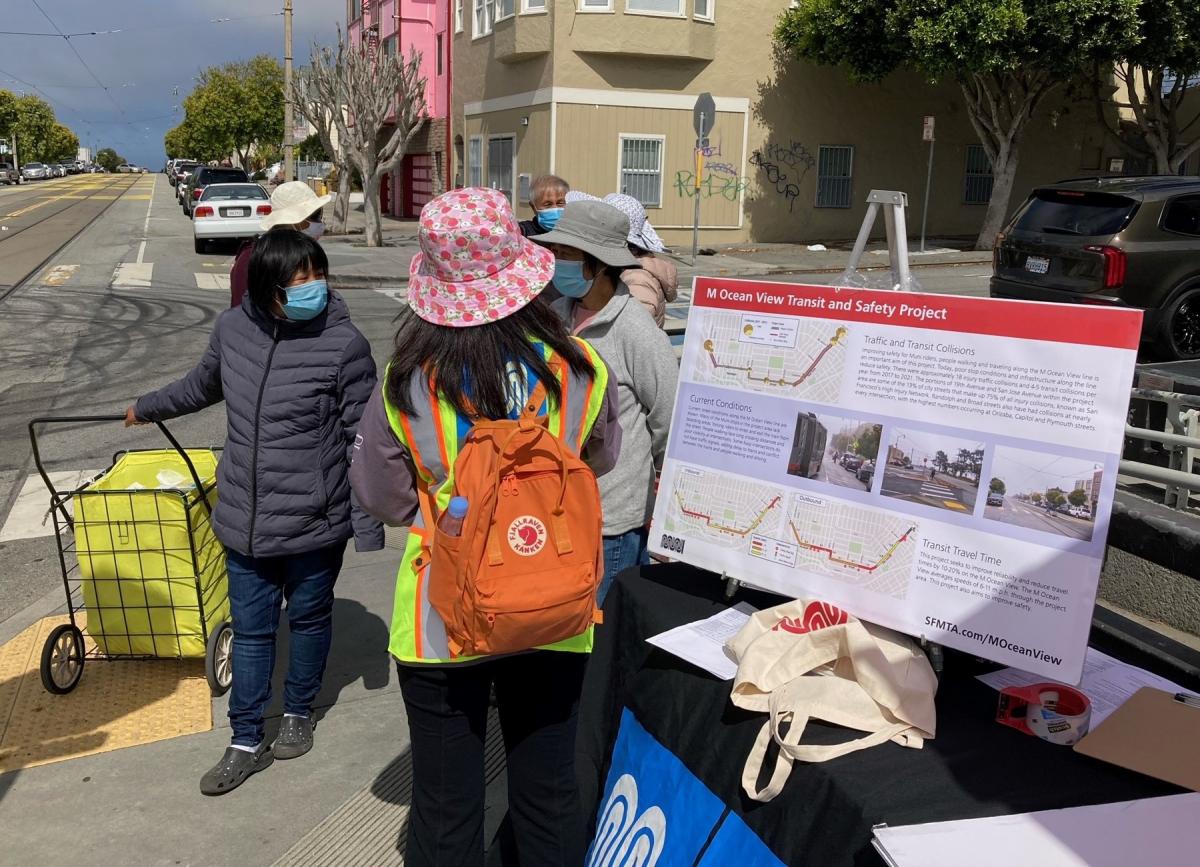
[374, 288, 406, 304]
[41, 265, 78, 286]
[0, 470, 100, 543]
[112, 262, 153, 288]
[920, 483, 956, 498]
[195, 273, 231, 291]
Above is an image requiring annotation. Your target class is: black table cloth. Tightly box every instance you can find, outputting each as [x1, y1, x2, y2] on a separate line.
[577, 563, 1196, 866]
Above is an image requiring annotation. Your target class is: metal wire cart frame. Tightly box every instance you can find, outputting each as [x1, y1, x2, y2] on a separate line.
[29, 415, 233, 696]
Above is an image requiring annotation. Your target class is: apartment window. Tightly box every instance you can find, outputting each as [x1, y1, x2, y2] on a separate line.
[381, 35, 396, 57]
[523, 0, 546, 10]
[488, 136, 516, 202]
[579, 0, 612, 10]
[815, 145, 854, 208]
[436, 35, 443, 75]
[619, 135, 664, 208]
[497, 0, 515, 19]
[627, 0, 683, 14]
[351, 0, 362, 22]
[695, 0, 714, 19]
[468, 136, 483, 187]
[963, 144, 994, 205]
[474, 0, 494, 37]
[455, 0, 463, 32]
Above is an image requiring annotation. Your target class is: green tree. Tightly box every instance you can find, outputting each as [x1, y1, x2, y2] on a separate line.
[297, 131, 329, 161]
[1031, 491, 1043, 505]
[990, 477, 1006, 494]
[45, 123, 78, 162]
[775, 0, 1141, 249]
[0, 89, 17, 137]
[181, 55, 284, 169]
[1067, 489, 1088, 508]
[1093, 2, 1200, 174]
[95, 148, 123, 172]
[11, 94, 56, 163]
[1045, 487, 1067, 509]
[933, 450, 949, 472]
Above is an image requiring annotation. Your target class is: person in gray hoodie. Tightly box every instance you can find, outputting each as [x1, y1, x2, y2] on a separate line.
[125, 229, 382, 796]
[533, 200, 680, 602]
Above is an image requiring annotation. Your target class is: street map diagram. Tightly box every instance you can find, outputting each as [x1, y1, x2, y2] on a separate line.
[664, 467, 784, 551]
[781, 494, 917, 598]
[692, 310, 848, 404]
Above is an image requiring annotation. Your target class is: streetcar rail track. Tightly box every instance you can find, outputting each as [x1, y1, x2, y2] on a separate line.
[0, 177, 141, 302]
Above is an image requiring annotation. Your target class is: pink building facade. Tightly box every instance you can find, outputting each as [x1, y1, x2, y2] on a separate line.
[347, 0, 451, 218]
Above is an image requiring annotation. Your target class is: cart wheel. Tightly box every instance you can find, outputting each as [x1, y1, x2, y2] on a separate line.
[41, 624, 85, 694]
[206, 620, 233, 696]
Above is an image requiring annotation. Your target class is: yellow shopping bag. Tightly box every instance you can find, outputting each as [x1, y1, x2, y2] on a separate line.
[75, 449, 230, 657]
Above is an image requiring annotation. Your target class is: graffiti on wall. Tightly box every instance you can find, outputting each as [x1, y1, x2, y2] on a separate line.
[750, 140, 816, 212]
[674, 170, 750, 201]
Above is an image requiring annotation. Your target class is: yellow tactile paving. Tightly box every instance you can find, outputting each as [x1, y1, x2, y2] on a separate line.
[0, 616, 211, 773]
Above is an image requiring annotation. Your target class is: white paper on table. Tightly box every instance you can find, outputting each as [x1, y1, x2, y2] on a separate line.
[976, 646, 1186, 726]
[872, 793, 1200, 867]
[645, 602, 756, 680]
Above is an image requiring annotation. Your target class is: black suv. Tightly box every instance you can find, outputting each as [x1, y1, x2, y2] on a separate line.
[990, 177, 1200, 358]
[183, 167, 249, 217]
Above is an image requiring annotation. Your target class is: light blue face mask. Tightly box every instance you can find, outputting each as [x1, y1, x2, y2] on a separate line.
[281, 278, 329, 321]
[553, 259, 593, 299]
[536, 207, 564, 231]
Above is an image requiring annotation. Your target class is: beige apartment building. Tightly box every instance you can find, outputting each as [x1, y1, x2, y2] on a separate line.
[450, 1, 1159, 247]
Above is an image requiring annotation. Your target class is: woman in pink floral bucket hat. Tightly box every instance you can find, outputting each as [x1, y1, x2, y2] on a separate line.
[349, 186, 621, 867]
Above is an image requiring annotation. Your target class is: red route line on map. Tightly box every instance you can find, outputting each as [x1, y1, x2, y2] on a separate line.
[787, 521, 917, 572]
[675, 493, 781, 536]
[704, 326, 846, 387]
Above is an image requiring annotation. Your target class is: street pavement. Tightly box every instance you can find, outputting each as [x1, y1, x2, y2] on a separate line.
[881, 466, 979, 513]
[985, 496, 1095, 541]
[816, 453, 871, 491]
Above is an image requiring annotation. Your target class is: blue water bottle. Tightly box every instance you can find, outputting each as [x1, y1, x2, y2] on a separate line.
[439, 496, 469, 536]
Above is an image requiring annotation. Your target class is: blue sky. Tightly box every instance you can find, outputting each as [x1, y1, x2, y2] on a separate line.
[0, 0, 345, 167]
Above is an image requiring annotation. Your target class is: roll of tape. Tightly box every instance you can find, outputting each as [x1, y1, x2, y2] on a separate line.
[996, 683, 1091, 746]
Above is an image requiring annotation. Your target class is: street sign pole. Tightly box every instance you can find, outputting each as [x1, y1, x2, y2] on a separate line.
[692, 114, 705, 266]
[920, 115, 935, 254]
[691, 92, 715, 266]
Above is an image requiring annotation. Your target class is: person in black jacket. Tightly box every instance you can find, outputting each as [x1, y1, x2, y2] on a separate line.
[126, 230, 383, 795]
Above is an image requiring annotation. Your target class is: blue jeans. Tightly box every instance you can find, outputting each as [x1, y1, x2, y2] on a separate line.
[598, 528, 649, 605]
[225, 542, 346, 746]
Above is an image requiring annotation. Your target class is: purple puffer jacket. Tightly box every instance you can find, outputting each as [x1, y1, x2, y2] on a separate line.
[135, 292, 384, 557]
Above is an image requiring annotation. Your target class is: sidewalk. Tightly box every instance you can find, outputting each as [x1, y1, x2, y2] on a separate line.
[323, 203, 990, 290]
[0, 529, 508, 866]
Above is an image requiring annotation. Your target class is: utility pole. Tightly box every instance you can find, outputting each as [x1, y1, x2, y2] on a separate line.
[283, 0, 294, 182]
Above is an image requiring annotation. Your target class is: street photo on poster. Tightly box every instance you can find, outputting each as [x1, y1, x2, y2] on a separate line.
[984, 446, 1101, 542]
[880, 428, 985, 515]
[652, 278, 1143, 680]
[787, 411, 881, 492]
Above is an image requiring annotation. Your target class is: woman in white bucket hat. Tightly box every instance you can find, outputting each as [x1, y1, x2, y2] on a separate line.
[230, 181, 332, 307]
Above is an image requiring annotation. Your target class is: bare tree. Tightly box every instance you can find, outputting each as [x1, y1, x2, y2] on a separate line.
[1093, 64, 1200, 176]
[292, 50, 352, 233]
[300, 26, 427, 247]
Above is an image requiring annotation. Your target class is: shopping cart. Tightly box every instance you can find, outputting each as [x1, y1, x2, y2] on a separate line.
[29, 415, 232, 696]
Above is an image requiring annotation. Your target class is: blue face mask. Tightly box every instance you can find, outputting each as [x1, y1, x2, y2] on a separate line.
[536, 207, 563, 231]
[553, 259, 593, 299]
[281, 278, 329, 321]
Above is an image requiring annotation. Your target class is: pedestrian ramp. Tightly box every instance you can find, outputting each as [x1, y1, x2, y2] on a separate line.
[0, 469, 99, 543]
[272, 708, 505, 866]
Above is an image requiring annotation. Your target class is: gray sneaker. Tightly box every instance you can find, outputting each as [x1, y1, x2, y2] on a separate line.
[273, 714, 314, 760]
[200, 744, 273, 796]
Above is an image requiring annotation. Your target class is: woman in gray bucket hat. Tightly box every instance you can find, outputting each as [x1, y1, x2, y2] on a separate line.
[533, 200, 680, 601]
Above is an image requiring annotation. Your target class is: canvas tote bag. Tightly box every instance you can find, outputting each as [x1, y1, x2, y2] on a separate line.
[727, 600, 938, 802]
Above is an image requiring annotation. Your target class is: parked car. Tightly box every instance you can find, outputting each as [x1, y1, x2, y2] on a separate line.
[116, 163, 137, 173]
[58, 161, 78, 175]
[0, 163, 17, 185]
[856, 460, 875, 486]
[986, 491, 1004, 507]
[174, 162, 200, 197]
[991, 176, 1200, 359]
[1068, 505, 1090, 519]
[21, 162, 51, 180]
[192, 183, 271, 253]
[182, 166, 249, 217]
[840, 453, 864, 472]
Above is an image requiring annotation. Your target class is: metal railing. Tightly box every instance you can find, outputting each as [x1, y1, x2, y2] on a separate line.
[1122, 386, 1200, 509]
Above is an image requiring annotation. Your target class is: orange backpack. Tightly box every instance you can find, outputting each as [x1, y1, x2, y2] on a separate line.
[420, 376, 604, 658]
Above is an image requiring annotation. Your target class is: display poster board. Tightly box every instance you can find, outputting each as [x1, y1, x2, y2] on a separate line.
[649, 279, 1142, 681]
